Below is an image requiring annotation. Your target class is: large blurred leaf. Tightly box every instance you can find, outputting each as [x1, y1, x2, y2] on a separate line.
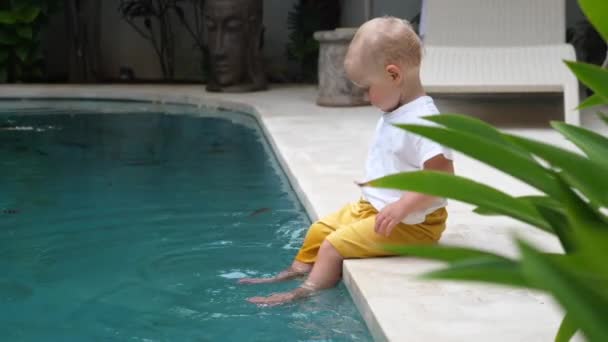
[578, 94, 606, 110]
[423, 258, 533, 289]
[0, 11, 18, 25]
[518, 240, 608, 342]
[390, 245, 532, 288]
[556, 313, 578, 342]
[565, 61, 608, 101]
[600, 113, 608, 125]
[552, 122, 608, 169]
[386, 244, 512, 263]
[474, 194, 574, 252]
[472, 206, 500, 216]
[475, 195, 563, 213]
[553, 173, 608, 231]
[506, 134, 608, 210]
[579, 0, 608, 42]
[364, 171, 551, 231]
[563, 193, 608, 274]
[394, 124, 562, 198]
[0, 50, 7, 63]
[534, 204, 574, 253]
[573, 229, 608, 281]
[0, 68, 6, 82]
[422, 114, 533, 158]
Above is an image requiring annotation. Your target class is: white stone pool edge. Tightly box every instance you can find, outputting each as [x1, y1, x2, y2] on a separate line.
[1, 85, 573, 342]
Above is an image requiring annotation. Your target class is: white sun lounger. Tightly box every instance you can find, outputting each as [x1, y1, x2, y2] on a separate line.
[419, 0, 580, 124]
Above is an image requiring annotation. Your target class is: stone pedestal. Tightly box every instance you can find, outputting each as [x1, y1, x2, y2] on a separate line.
[314, 28, 369, 107]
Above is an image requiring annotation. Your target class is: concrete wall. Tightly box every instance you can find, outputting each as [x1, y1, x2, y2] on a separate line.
[264, 0, 298, 77]
[44, 0, 588, 82]
[43, 10, 68, 81]
[341, 1, 366, 28]
[98, 0, 163, 80]
[372, 0, 421, 22]
[45, 0, 298, 81]
[99, 0, 300, 80]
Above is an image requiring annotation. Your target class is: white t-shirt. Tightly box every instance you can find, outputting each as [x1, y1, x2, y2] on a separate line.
[361, 96, 453, 224]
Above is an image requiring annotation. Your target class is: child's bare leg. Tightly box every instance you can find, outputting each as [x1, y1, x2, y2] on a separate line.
[247, 241, 343, 305]
[238, 260, 312, 284]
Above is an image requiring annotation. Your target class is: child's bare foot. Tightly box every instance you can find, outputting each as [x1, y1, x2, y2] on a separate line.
[247, 287, 314, 306]
[238, 264, 312, 285]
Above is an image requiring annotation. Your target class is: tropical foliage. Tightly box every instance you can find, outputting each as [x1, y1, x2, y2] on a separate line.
[0, 0, 60, 83]
[364, 0, 608, 340]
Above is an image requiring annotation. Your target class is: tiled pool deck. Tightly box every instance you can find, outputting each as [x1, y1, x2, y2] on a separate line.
[2, 85, 602, 341]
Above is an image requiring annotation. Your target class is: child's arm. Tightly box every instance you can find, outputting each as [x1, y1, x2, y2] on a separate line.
[374, 154, 454, 236]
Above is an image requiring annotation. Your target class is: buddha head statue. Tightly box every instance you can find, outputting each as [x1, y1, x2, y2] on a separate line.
[204, 0, 267, 92]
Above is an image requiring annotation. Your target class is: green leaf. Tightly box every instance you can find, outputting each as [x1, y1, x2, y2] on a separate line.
[394, 124, 562, 198]
[15, 46, 28, 62]
[562, 196, 608, 274]
[556, 313, 578, 342]
[472, 206, 497, 215]
[578, 94, 606, 110]
[422, 114, 533, 159]
[0, 50, 7, 63]
[518, 239, 608, 342]
[524, 196, 564, 211]
[552, 122, 608, 170]
[565, 61, 608, 101]
[474, 194, 574, 252]
[390, 245, 534, 288]
[551, 253, 608, 288]
[476, 195, 563, 214]
[552, 173, 608, 232]
[534, 204, 574, 253]
[0, 11, 18, 25]
[364, 171, 551, 232]
[386, 244, 512, 263]
[506, 134, 608, 210]
[17, 7, 41, 24]
[600, 113, 608, 126]
[0, 68, 6, 83]
[423, 258, 533, 289]
[16, 26, 32, 40]
[579, 0, 608, 42]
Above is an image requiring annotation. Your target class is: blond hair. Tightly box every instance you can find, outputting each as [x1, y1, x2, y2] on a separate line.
[345, 16, 422, 80]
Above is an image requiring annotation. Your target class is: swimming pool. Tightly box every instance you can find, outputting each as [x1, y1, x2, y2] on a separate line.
[0, 100, 371, 341]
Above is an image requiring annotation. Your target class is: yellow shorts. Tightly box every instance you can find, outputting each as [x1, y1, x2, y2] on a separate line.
[295, 199, 447, 263]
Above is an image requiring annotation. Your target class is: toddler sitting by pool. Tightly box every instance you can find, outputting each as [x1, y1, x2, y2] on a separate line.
[240, 16, 454, 306]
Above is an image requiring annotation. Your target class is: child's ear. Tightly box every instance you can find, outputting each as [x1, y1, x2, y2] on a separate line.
[385, 64, 401, 82]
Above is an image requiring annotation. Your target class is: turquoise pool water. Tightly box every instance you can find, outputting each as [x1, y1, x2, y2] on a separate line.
[0, 100, 371, 341]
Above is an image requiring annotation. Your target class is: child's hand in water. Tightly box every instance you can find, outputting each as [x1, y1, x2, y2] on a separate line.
[375, 200, 408, 237]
